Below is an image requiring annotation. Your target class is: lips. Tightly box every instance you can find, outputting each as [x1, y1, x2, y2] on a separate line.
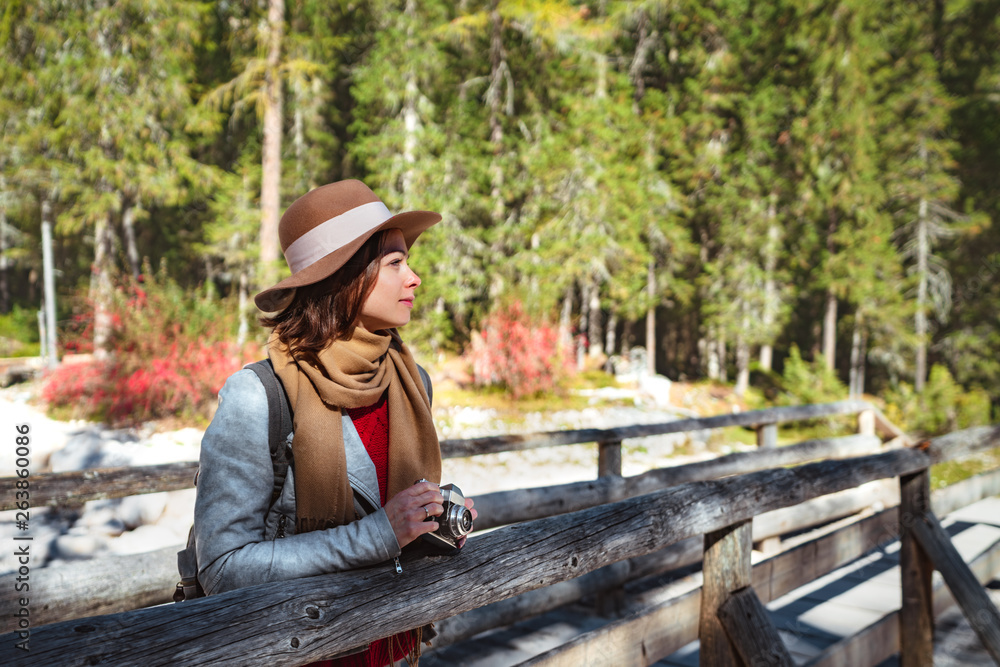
[400, 298, 414, 308]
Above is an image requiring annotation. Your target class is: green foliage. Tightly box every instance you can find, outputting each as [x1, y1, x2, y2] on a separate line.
[0, 305, 41, 357]
[884, 364, 992, 438]
[776, 345, 847, 406]
[3, 0, 1000, 429]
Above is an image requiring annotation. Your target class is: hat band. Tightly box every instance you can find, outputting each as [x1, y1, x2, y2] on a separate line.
[283, 201, 393, 274]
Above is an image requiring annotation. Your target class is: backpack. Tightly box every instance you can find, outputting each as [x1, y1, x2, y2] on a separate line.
[173, 359, 433, 602]
[173, 359, 292, 602]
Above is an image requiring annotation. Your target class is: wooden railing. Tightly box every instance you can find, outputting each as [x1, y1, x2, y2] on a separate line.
[2, 402, 997, 667]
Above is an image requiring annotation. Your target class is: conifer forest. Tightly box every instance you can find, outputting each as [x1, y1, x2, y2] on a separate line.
[2, 1, 999, 427]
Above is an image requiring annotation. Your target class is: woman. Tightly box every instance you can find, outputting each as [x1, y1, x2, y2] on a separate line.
[194, 180, 475, 666]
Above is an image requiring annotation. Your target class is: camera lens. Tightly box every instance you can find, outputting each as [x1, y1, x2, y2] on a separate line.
[445, 505, 473, 538]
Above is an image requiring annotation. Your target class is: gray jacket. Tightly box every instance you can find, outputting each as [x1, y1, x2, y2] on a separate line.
[194, 368, 402, 595]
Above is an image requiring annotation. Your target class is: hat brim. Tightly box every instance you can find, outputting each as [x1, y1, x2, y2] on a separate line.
[254, 210, 441, 313]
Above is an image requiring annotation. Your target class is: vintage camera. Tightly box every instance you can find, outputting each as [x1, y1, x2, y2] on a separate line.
[421, 482, 474, 551]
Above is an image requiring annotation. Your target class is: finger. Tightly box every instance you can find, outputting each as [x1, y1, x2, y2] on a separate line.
[415, 503, 443, 520]
[413, 489, 445, 507]
[464, 498, 475, 509]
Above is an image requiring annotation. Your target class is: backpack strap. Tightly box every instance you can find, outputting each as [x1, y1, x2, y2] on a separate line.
[417, 364, 433, 407]
[245, 359, 293, 508]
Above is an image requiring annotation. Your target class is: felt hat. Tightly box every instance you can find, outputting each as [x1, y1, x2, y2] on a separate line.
[254, 180, 441, 312]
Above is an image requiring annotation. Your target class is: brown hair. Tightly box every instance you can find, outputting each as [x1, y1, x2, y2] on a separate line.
[261, 231, 388, 363]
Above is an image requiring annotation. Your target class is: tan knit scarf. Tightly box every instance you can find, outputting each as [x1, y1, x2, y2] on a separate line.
[267, 327, 441, 533]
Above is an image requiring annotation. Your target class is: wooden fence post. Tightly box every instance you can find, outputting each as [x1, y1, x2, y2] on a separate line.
[900, 468, 934, 667]
[755, 424, 782, 556]
[858, 410, 876, 437]
[756, 423, 778, 449]
[598, 440, 623, 478]
[910, 510, 1000, 663]
[596, 440, 625, 617]
[700, 519, 753, 667]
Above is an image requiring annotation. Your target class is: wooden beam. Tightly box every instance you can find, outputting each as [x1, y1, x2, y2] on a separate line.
[0, 424, 887, 515]
[700, 520, 752, 667]
[1, 447, 937, 665]
[806, 532, 1000, 667]
[0, 445, 898, 635]
[0, 546, 178, 634]
[899, 469, 934, 667]
[911, 510, 1000, 664]
[0, 462, 198, 510]
[476, 434, 882, 530]
[437, 400, 878, 458]
[717, 586, 794, 667]
[524, 517, 1000, 667]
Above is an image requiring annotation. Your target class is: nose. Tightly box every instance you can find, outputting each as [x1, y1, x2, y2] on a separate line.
[407, 266, 421, 288]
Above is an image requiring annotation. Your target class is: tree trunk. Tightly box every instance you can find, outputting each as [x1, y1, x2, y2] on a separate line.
[588, 275, 603, 358]
[915, 194, 929, 392]
[823, 288, 837, 371]
[759, 196, 779, 372]
[605, 310, 618, 361]
[400, 0, 419, 207]
[259, 0, 285, 288]
[292, 79, 307, 194]
[0, 205, 9, 314]
[705, 334, 719, 381]
[735, 309, 750, 397]
[559, 284, 574, 353]
[717, 334, 728, 384]
[646, 260, 656, 376]
[578, 281, 590, 370]
[91, 210, 116, 361]
[237, 271, 249, 347]
[849, 314, 863, 398]
[488, 0, 505, 226]
[121, 197, 141, 281]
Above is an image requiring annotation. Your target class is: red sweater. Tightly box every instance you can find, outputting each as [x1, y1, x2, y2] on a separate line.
[309, 392, 417, 667]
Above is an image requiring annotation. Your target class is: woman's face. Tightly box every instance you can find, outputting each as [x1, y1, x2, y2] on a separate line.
[358, 228, 421, 332]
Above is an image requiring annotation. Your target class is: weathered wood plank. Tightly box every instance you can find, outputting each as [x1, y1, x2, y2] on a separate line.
[515, 511, 1000, 667]
[11, 438, 998, 640]
[700, 520, 752, 667]
[0, 418, 888, 514]
[806, 531, 1000, 667]
[476, 434, 882, 530]
[437, 400, 877, 458]
[911, 510, 1000, 664]
[0, 446, 894, 635]
[520, 588, 704, 667]
[0, 546, 179, 634]
[931, 468, 1000, 519]
[0, 462, 198, 511]
[1, 447, 937, 666]
[717, 586, 794, 667]
[753, 479, 898, 541]
[804, 611, 897, 667]
[900, 469, 934, 667]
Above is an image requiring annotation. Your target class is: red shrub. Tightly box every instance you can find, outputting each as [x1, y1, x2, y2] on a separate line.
[43, 269, 260, 425]
[466, 302, 572, 398]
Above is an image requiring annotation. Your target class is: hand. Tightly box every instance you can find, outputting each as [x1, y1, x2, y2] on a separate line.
[456, 496, 478, 549]
[384, 481, 444, 549]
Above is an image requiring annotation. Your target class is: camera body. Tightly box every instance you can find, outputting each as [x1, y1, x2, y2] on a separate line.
[422, 483, 474, 551]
